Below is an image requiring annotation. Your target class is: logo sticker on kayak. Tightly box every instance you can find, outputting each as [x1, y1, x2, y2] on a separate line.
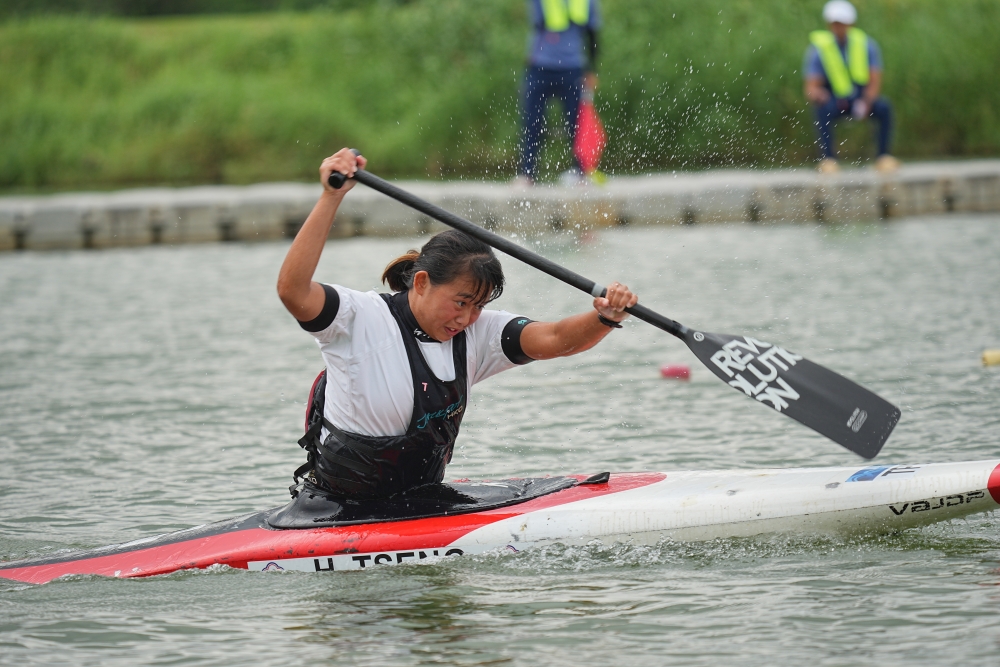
[708, 337, 803, 412]
[249, 547, 470, 573]
[888, 490, 985, 515]
[846, 467, 889, 482]
[847, 465, 921, 482]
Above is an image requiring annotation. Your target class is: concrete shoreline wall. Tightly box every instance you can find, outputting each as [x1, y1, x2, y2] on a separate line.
[1, 160, 998, 252]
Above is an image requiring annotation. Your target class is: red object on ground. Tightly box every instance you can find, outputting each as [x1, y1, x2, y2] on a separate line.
[660, 364, 691, 380]
[574, 97, 606, 174]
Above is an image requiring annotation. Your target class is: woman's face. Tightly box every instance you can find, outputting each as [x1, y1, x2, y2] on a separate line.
[409, 271, 486, 341]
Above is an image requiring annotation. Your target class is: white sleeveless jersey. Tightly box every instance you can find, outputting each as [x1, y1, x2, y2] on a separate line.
[306, 285, 526, 438]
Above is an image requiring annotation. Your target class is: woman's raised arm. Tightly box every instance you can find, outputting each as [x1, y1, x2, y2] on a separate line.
[277, 149, 366, 322]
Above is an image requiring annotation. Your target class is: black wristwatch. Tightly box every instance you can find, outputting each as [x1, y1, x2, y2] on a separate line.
[597, 313, 623, 329]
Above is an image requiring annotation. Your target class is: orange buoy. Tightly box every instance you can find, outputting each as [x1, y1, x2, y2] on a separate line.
[660, 364, 691, 380]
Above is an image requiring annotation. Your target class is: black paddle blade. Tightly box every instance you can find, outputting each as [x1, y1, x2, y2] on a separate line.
[684, 330, 900, 459]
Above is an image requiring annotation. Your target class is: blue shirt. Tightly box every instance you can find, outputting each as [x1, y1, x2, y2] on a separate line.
[804, 34, 883, 91]
[526, 0, 601, 70]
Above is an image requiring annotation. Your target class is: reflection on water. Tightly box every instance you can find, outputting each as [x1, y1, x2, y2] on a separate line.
[293, 569, 480, 661]
[1, 214, 999, 666]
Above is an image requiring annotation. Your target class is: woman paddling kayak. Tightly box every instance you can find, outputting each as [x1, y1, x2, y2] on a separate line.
[276, 148, 638, 499]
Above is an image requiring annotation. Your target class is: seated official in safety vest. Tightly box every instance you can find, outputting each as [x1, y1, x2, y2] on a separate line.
[803, 0, 898, 173]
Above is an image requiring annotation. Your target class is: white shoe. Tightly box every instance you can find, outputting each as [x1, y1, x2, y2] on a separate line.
[510, 175, 534, 189]
[558, 169, 585, 187]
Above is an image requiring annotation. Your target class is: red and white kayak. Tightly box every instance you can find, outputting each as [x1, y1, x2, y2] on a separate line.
[3, 460, 999, 585]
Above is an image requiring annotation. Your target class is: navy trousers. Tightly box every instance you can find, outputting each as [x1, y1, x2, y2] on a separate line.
[519, 66, 584, 180]
[814, 96, 894, 159]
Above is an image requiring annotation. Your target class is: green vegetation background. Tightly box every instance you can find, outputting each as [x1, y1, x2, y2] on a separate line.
[2, 0, 998, 190]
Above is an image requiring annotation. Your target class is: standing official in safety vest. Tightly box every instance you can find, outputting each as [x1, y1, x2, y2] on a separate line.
[803, 0, 897, 173]
[514, 0, 601, 186]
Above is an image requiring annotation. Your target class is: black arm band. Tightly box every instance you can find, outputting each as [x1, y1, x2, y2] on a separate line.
[298, 283, 340, 332]
[501, 317, 536, 365]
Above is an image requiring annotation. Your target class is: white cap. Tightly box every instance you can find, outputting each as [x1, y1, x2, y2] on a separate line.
[823, 0, 857, 24]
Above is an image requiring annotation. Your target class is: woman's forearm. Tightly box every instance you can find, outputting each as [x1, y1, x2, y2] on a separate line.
[521, 312, 613, 360]
[277, 148, 365, 322]
[522, 280, 637, 360]
[549, 311, 614, 357]
[276, 191, 344, 321]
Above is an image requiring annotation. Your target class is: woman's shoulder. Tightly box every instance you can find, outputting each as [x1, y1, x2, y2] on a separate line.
[324, 284, 390, 307]
[316, 284, 393, 329]
[472, 307, 519, 327]
[309, 285, 395, 346]
[468, 308, 525, 343]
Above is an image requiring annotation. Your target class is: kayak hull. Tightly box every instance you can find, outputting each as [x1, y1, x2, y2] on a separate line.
[3, 461, 999, 584]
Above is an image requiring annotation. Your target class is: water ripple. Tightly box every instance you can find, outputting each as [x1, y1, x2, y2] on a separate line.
[1, 215, 999, 666]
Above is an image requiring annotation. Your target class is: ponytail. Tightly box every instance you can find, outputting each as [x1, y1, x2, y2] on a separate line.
[380, 230, 505, 304]
[382, 250, 420, 292]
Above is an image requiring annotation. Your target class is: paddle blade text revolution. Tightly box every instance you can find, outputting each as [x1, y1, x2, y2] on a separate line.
[686, 331, 900, 458]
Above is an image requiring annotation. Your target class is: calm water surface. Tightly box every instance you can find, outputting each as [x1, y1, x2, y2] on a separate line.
[1, 214, 999, 666]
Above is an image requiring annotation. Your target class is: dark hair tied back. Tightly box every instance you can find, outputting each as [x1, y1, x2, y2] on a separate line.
[382, 250, 420, 293]
[381, 230, 505, 305]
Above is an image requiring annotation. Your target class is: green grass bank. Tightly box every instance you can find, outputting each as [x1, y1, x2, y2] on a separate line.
[2, 0, 998, 190]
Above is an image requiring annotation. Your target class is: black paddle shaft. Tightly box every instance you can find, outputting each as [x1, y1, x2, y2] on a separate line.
[328, 164, 900, 458]
[331, 168, 687, 339]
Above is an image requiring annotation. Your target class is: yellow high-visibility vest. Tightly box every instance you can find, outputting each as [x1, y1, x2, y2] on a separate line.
[541, 0, 590, 32]
[809, 28, 870, 98]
